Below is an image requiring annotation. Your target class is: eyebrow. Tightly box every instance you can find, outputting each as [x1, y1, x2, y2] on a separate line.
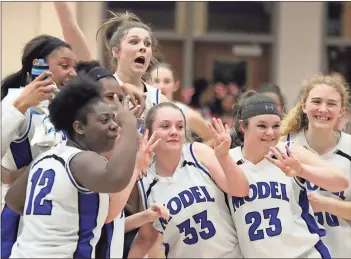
[311, 97, 338, 102]
[128, 35, 151, 40]
[256, 120, 280, 124]
[160, 120, 184, 123]
[59, 57, 75, 62]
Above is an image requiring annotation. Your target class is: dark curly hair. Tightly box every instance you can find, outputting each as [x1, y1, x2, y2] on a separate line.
[75, 60, 102, 74]
[49, 75, 104, 138]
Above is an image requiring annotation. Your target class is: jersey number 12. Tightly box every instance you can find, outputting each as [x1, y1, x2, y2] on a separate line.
[26, 168, 55, 215]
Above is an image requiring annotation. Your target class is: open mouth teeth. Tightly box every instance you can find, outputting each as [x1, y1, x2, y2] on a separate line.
[315, 116, 330, 121]
[135, 57, 145, 65]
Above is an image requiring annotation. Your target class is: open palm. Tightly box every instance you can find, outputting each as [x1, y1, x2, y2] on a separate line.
[135, 129, 161, 175]
[208, 118, 232, 157]
[265, 145, 303, 177]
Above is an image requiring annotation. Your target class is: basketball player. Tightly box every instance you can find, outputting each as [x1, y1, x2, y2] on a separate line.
[149, 62, 214, 146]
[128, 102, 249, 258]
[75, 61, 165, 258]
[1, 35, 77, 259]
[54, 2, 163, 130]
[281, 75, 351, 258]
[4, 75, 141, 258]
[214, 91, 348, 258]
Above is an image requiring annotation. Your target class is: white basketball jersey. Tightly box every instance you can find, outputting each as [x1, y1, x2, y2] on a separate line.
[139, 143, 242, 258]
[2, 89, 67, 208]
[108, 209, 125, 258]
[227, 142, 330, 258]
[10, 145, 109, 258]
[288, 131, 351, 258]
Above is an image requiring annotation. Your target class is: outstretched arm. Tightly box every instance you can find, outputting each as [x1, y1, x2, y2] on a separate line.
[54, 2, 93, 61]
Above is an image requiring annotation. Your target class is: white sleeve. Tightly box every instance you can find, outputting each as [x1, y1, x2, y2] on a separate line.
[1, 90, 32, 158]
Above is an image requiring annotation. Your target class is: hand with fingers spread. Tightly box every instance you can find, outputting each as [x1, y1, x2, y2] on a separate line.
[120, 83, 146, 118]
[145, 204, 170, 223]
[135, 129, 161, 178]
[208, 118, 232, 157]
[265, 145, 303, 177]
[113, 94, 137, 127]
[13, 71, 56, 113]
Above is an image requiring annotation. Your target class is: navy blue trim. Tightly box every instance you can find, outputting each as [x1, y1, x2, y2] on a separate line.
[1, 205, 21, 259]
[298, 190, 326, 238]
[73, 193, 100, 258]
[189, 143, 211, 179]
[138, 179, 148, 209]
[314, 240, 331, 258]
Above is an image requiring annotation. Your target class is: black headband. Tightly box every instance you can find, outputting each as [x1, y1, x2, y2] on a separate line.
[88, 67, 116, 81]
[38, 38, 67, 58]
[241, 101, 280, 119]
[22, 37, 68, 73]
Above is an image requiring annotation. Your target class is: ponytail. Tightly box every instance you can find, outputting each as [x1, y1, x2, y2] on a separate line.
[97, 11, 157, 72]
[230, 91, 257, 148]
[1, 70, 27, 100]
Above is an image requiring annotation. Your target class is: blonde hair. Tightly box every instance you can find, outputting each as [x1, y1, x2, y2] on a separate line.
[97, 11, 158, 73]
[280, 74, 350, 136]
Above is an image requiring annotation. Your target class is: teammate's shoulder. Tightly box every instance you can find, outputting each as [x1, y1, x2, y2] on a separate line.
[229, 146, 243, 160]
[337, 131, 351, 153]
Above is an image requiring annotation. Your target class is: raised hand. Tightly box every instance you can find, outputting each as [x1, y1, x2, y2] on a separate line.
[114, 94, 136, 127]
[135, 129, 161, 178]
[14, 71, 56, 113]
[145, 204, 170, 222]
[208, 118, 232, 157]
[265, 145, 303, 177]
[120, 83, 146, 118]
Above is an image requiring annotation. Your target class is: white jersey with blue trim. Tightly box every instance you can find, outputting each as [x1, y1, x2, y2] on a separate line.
[227, 141, 330, 258]
[288, 131, 351, 258]
[139, 143, 242, 258]
[10, 145, 109, 258]
[107, 75, 160, 257]
[107, 209, 125, 258]
[1, 88, 67, 207]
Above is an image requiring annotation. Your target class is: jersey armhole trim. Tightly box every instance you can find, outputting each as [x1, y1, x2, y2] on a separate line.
[156, 89, 160, 104]
[189, 143, 212, 179]
[65, 152, 92, 194]
[137, 179, 148, 209]
[293, 176, 306, 190]
[13, 110, 35, 142]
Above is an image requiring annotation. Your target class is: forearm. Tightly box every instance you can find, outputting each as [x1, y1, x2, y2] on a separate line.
[128, 228, 158, 258]
[216, 154, 249, 197]
[321, 197, 351, 220]
[53, 2, 93, 61]
[299, 164, 349, 192]
[1, 166, 28, 184]
[105, 120, 138, 191]
[125, 211, 150, 233]
[4, 169, 29, 215]
[105, 169, 140, 224]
